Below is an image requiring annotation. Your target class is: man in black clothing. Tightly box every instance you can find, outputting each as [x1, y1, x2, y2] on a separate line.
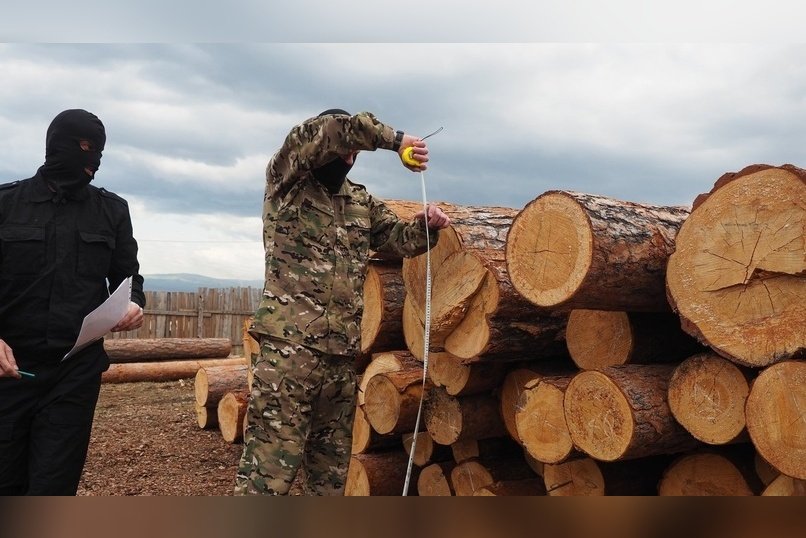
[0, 109, 146, 495]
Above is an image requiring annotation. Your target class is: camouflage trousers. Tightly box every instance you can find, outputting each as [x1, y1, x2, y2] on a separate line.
[233, 336, 357, 495]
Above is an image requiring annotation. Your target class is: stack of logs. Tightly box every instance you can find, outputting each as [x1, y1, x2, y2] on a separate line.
[191, 163, 805, 495]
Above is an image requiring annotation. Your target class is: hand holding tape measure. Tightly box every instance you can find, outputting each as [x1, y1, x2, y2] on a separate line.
[398, 127, 443, 170]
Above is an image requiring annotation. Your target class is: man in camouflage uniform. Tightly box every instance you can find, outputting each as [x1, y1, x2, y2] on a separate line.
[234, 109, 450, 495]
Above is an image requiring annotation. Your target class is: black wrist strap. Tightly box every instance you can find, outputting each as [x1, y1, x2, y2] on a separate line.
[392, 130, 404, 152]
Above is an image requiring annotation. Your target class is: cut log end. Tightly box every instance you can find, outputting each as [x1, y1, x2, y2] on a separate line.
[217, 391, 248, 444]
[746, 360, 806, 480]
[666, 166, 806, 367]
[667, 353, 749, 444]
[543, 459, 605, 496]
[506, 192, 593, 308]
[360, 265, 383, 353]
[363, 375, 403, 435]
[658, 453, 753, 496]
[564, 371, 633, 461]
[516, 379, 573, 464]
[566, 310, 633, 368]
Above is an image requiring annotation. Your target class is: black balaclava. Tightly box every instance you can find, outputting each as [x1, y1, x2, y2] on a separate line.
[40, 109, 106, 196]
[311, 108, 354, 194]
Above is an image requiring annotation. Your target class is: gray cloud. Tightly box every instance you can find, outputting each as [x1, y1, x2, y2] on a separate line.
[2, 42, 806, 278]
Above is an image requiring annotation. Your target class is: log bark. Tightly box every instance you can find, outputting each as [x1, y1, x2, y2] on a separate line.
[745, 360, 806, 479]
[360, 261, 406, 359]
[507, 191, 689, 312]
[102, 357, 247, 383]
[399, 202, 568, 360]
[364, 370, 432, 435]
[105, 338, 232, 362]
[566, 310, 703, 369]
[544, 456, 670, 496]
[428, 352, 508, 396]
[402, 432, 452, 467]
[194, 364, 248, 407]
[450, 436, 525, 464]
[424, 388, 506, 445]
[563, 365, 701, 461]
[217, 390, 249, 444]
[473, 479, 546, 496]
[195, 404, 218, 429]
[450, 457, 537, 496]
[417, 461, 456, 496]
[667, 353, 751, 445]
[666, 164, 806, 367]
[658, 452, 754, 496]
[358, 351, 421, 406]
[516, 375, 580, 464]
[345, 451, 419, 496]
[351, 405, 400, 455]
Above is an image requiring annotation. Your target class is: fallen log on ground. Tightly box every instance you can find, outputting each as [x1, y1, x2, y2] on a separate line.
[104, 338, 232, 362]
[194, 364, 249, 408]
[102, 357, 248, 383]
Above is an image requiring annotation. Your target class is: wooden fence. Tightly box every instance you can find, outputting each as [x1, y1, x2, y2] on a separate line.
[106, 287, 262, 356]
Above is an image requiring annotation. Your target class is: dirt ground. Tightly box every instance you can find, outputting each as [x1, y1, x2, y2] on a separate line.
[78, 380, 249, 496]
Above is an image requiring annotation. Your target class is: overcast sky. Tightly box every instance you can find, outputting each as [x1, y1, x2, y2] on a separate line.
[2, 7, 805, 280]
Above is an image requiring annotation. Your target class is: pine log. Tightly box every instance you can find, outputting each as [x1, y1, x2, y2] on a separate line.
[566, 310, 703, 369]
[667, 353, 751, 445]
[762, 475, 806, 496]
[544, 456, 670, 496]
[194, 364, 249, 407]
[658, 452, 754, 496]
[360, 261, 406, 359]
[102, 357, 247, 383]
[104, 337, 232, 362]
[500, 368, 547, 444]
[450, 436, 525, 464]
[217, 390, 249, 444]
[358, 351, 421, 406]
[428, 352, 508, 396]
[666, 164, 806, 367]
[351, 405, 400, 455]
[345, 451, 419, 496]
[402, 432, 452, 467]
[424, 388, 506, 445]
[506, 191, 689, 312]
[516, 375, 580, 464]
[195, 403, 218, 429]
[745, 360, 806, 479]
[364, 370, 432, 435]
[417, 461, 456, 496]
[473, 479, 547, 496]
[563, 365, 701, 461]
[399, 202, 568, 360]
[450, 457, 537, 496]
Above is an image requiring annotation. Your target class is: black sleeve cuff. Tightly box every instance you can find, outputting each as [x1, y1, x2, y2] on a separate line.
[392, 130, 404, 152]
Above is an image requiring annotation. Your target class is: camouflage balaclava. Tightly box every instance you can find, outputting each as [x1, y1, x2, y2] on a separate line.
[312, 108, 354, 194]
[40, 109, 106, 196]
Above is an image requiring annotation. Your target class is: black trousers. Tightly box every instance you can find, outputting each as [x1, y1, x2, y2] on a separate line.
[0, 345, 105, 495]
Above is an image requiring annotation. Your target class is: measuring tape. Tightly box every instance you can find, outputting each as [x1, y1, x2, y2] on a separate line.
[399, 127, 441, 496]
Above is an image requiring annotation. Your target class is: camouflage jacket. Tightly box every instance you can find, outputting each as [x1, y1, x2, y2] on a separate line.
[250, 112, 437, 356]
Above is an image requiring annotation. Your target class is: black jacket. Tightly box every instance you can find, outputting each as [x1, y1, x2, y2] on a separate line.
[0, 172, 145, 363]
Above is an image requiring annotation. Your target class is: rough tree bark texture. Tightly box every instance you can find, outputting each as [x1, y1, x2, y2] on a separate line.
[105, 338, 232, 362]
[563, 365, 701, 461]
[565, 310, 703, 370]
[666, 164, 806, 367]
[507, 191, 689, 312]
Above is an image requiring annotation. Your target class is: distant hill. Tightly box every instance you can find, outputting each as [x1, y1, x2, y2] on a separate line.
[142, 273, 263, 292]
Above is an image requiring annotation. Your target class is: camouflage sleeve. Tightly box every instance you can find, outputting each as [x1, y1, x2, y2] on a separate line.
[267, 111, 397, 200]
[369, 195, 439, 259]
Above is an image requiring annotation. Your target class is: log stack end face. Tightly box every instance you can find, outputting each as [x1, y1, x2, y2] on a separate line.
[506, 192, 593, 309]
[667, 353, 749, 445]
[745, 360, 806, 480]
[666, 167, 806, 367]
[564, 371, 633, 461]
[516, 380, 574, 464]
[360, 266, 383, 353]
[566, 310, 633, 369]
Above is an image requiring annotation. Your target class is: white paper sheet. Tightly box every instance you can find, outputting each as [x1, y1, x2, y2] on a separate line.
[63, 276, 133, 361]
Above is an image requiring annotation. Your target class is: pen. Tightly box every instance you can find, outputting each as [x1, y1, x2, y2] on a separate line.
[17, 370, 36, 378]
